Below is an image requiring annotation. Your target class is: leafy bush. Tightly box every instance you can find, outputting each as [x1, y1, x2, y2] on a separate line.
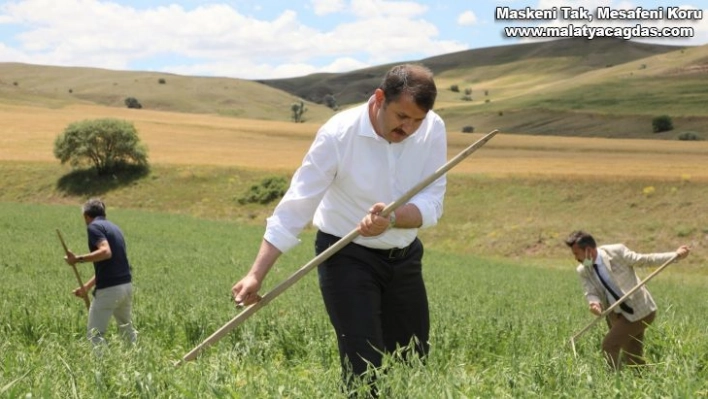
[464, 88, 472, 95]
[450, 85, 459, 93]
[461, 95, 472, 101]
[238, 176, 289, 205]
[652, 115, 673, 133]
[125, 97, 142, 109]
[54, 118, 149, 175]
[461, 126, 474, 133]
[158, 78, 166, 84]
[678, 131, 701, 141]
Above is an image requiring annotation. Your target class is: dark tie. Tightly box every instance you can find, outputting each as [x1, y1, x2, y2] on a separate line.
[593, 264, 634, 314]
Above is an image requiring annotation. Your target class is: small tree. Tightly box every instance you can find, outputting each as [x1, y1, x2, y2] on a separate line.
[291, 100, 307, 123]
[450, 84, 459, 92]
[652, 115, 673, 133]
[125, 97, 142, 109]
[54, 118, 149, 175]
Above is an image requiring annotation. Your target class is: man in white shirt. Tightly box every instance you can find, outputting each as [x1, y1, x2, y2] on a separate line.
[565, 230, 690, 369]
[232, 64, 447, 389]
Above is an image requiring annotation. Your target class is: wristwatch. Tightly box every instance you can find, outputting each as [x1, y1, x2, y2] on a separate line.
[389, 211, 397, 228]
[77, 255, 85, 263]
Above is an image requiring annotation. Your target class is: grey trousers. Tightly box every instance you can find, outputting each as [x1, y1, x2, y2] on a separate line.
[88, 282, 137, 345]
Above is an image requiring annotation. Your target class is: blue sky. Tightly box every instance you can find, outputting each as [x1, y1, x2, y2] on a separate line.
[1, 0, 706, 79]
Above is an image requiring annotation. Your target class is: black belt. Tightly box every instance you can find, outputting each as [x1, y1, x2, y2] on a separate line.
[364, 245, 412, 259]
[317, 230, 415, 260]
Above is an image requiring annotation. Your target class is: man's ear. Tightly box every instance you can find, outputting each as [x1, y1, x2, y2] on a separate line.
[374, 88, 385, 106]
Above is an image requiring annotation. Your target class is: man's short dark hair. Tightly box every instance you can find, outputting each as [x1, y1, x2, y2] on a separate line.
[82, 198, 106, 218]
[564, 230, 597, 249]
[379, 64, 437, 112]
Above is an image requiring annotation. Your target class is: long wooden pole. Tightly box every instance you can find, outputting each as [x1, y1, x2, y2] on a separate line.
[56, 229, 91, 311]
[569, 254, 678, 357]
[175, 129, 500, 367]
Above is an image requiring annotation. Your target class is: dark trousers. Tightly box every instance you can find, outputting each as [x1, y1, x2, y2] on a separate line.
[603, 311, 656, 369]
[315, 231, 430, 382]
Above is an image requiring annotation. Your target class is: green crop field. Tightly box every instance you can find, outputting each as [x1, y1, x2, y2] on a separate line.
[2, 38, 708, 397]
[1, 203, 707, 398]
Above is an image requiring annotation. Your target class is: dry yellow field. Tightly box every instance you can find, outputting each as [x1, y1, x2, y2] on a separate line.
[2, 103, 707, 180]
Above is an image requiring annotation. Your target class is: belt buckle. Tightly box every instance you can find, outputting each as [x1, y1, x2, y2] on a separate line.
[388, 246, 407, 259]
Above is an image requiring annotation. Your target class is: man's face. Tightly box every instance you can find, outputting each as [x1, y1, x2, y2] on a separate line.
[372, 89, 428, 143]
[571, 243, 596, 263]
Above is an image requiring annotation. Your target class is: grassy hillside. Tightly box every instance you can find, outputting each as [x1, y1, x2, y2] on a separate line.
[2, 38, 706, 138]
[261, 37, 685, 105]
[433, 41, 708, 138]
[0, 63, 334, 122]
[2, 160, 706, 271]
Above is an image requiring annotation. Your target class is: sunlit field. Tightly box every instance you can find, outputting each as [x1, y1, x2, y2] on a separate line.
[1, 203, 707, 398]
[1, 102, 707, 397]
[2, 103, 708, 179]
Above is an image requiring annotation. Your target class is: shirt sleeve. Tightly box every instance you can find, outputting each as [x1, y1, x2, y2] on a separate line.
[87, 223, 107, 249]
[264, 129, 338, 253]
[615, 244, 678, 268]
[408, 116, 447, 229]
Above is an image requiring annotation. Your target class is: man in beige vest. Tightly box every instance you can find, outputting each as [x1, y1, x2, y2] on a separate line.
[565, 230, 690, 369]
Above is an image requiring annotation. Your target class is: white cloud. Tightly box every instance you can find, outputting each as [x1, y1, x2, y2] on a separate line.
[311, 0, 346, 16]
[320, 57, 370, 73]
[457, 10, 478, 26]
[0, 0, 469, 79]
[349, 0, 428, 19]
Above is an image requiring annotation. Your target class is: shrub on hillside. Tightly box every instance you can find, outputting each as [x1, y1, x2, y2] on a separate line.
[158, 78, 166, 84]
[238, 176, 288, 205]
[54, 118, 149, 176]
[323, 94, 338, 110]
[462, 126, 474, 133]
[450, 85, 459, 92]
[652, 115, 673, 133]
[125, 97, 142, 109]
[678, 131, 702, 141]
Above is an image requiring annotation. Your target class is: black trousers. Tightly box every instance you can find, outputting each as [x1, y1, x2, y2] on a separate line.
[315, 230, 430, 379]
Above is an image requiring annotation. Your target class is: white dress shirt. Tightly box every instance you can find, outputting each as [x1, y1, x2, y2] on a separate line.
[264, 97, 447, 253]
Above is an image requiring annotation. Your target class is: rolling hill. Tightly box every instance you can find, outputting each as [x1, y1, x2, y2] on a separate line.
[0, 63, 334, 122]
[1, 37, 706, 139]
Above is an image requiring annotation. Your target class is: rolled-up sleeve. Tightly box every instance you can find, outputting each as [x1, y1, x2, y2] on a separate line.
[263, 131, 337, 253]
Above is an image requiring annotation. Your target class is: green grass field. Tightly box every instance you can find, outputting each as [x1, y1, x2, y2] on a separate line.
[2, 37, 708, 397]
[1, 203, 707, 398]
